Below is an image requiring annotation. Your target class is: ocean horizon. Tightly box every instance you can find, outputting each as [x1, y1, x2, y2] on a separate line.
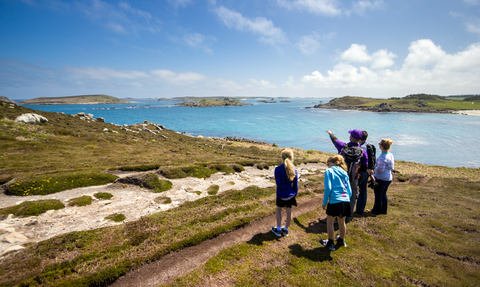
[22, 98, 480, 168]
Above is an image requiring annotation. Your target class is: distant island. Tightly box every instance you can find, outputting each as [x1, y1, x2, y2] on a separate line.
[307, 94, 480, 114]
[176, 98, 250, 107]
[18, 95, 130, 105]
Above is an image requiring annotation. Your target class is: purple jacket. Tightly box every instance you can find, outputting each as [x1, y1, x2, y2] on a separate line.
[329, 134, 368, 167]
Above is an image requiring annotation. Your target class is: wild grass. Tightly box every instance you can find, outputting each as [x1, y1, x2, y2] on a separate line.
[105, 213, 126, 222]
[0, 185, 296, 286]
[166, 177, 480, 287]
[94, 192, 113, 200]
[0, 200, 65, 220]
[68, 195, 92, 207]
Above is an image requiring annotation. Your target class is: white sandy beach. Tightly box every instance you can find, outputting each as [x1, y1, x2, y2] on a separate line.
[452, 110, 480, 116]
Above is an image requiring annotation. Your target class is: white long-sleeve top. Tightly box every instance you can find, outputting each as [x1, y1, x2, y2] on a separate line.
[374, 152, 395, 181]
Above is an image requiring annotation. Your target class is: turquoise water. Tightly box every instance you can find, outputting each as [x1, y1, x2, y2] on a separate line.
[23, 98, 480, 168]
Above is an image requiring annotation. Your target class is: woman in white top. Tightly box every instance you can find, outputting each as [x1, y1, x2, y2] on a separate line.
[368, 138, 395, 215]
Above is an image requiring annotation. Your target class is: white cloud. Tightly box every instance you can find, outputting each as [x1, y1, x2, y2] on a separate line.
[370, 49, 396, 69]
[341, 44, 371, 63]
[466, 18, 480, 35]
[349, 0, 384, 16]
[77, 0, 162, 34]
[463, 0, 479, 5]
[276, 0, 341, 16]
[250, 79, 277, 89]
[213, 6, 287, 46]
[66, 66, 150, 80]
[151, 70, 207, 85]
[183, 33, 216, 54]
[283, 76, 305, 89]
[302, 39, 480, 95]
[297, 35, 320, 54]
[341, 44, 396, 69]
[168, 0, 193, 8]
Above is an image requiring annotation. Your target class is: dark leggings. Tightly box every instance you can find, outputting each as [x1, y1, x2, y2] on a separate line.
[371, 179, 391, 215]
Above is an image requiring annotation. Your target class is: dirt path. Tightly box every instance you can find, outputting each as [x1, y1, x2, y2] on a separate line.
[109, 195, 323, 287]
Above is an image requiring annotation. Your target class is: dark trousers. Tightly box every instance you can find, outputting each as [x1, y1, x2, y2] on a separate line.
[346, 178, 358, 222]
[371, 179, 391, 215]
[355, 171, 369, 213]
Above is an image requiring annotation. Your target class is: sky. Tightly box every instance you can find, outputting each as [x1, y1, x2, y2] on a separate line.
[1, 0, 480, 100]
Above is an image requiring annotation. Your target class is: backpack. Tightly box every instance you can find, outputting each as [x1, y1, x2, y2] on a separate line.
[340, 144, 364, 183]
[366, 143, 377, 170]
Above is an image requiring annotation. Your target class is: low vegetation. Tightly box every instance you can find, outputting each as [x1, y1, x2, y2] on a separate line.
[0, 200, 64, 220]
[68, 196, 92, 207]
[94, 192, 113, 200]
[105, 213, 126, 222]
[17, 94, 129, 105]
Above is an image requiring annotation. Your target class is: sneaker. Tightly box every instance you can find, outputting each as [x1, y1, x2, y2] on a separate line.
[271, 227, 282, 237]
[319, 239, 328, 246]
[327, 240, 335, 251]
[281, 228, 289, 237]
[337, 238, 347, 248]
[335, 234, 341, 241]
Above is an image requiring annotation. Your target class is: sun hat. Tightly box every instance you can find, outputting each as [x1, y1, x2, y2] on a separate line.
[348, 129, 363, 140]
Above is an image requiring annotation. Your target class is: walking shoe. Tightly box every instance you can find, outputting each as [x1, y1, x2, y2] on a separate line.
[271, 227, 282, 237]
[337, 238, 347, 248]
[327, 240, 335, 251]
[281, 228, 289, 237]
[319, 239, 328, 246]
[335, 234, 341, 241]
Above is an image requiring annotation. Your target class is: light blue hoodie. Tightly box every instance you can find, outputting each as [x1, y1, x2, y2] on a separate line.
[323, 166, 352, 206]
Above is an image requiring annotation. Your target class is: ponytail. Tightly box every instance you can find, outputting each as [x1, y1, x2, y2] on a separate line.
[327, 155, 348, 172]
[282, 149, 296, 181]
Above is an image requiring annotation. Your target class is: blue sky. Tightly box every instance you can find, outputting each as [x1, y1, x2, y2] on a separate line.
[1, 0, 480, 99]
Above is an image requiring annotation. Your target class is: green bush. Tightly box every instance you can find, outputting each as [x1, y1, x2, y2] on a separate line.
[154, 196, 172, 204]
[94, 192, 113, 200]
[68, 196, 92, 207]
[8, 172, 118, 196]
[207, 185, 220, 195]
[142, 173, 173, 193]
[119, 164, 161, 172]
[0, 200, 64, 219]
[105, 213, 125, 222]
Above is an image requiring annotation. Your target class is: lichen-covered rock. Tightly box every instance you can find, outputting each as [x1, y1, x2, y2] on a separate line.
[14, 113, 48, 124]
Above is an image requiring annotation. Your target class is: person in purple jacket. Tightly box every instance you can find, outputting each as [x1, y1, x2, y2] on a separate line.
[272, 148, 298, 237]
[325, 129, 368, 223]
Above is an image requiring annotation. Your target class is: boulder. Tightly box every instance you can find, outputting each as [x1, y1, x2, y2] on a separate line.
[14, 113, 48, 124]
[77, 112, 86, 117]
[1, 245, 24, 256]
[3, 232, 28, 244]
[97, 117, 105, 122]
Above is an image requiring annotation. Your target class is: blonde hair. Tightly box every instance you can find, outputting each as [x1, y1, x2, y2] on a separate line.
[327, 155, 348, 172]
[282, 148, 296, 181]
[380, 138, 394, 151]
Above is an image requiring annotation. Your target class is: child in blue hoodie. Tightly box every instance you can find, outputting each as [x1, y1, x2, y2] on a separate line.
[321, 155, 352, 251]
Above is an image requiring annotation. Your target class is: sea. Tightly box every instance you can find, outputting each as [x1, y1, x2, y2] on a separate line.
[21, 98, 480, 168]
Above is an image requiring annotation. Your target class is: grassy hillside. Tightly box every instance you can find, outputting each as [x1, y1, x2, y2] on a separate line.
[1, 99, 479, 286]
[17, 95, 129, 105]
[315, 94, 480, 112]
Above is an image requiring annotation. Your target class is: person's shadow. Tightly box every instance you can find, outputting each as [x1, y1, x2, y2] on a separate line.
[289, 243, 333, 262]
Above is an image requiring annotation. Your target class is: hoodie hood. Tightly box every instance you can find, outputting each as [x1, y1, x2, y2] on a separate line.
[330, 166, 349, 180]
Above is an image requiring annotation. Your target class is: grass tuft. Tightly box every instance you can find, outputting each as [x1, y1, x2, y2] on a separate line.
[68, 195, 92, 207]
[0, 200, 64, 219]
[105, 213, 126, 222]
[94, 192, 113, 200]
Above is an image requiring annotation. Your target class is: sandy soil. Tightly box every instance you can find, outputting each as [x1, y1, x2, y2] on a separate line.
[0, 163, 326, 259]
[452, 110, 480, 116]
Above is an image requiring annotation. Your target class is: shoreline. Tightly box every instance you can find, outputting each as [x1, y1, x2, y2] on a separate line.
[452, 110, 480, 116]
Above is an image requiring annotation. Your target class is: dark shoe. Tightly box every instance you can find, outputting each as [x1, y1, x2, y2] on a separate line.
[271, 227, 281, 237]
[337, 238, 347, 248]
[335, 234, 341, 241]
[320, 239, 328, 246]
[281, 228, 289, 237]
[327, 240, 335, 251]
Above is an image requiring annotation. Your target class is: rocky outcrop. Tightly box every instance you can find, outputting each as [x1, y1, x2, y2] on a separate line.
[309, 102, 454, 114]
[14, 113, 48, 124]
[0, 96, 16, 104]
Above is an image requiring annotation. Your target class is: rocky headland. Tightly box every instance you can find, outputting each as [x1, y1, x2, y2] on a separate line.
[18, 94, 130, 105]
